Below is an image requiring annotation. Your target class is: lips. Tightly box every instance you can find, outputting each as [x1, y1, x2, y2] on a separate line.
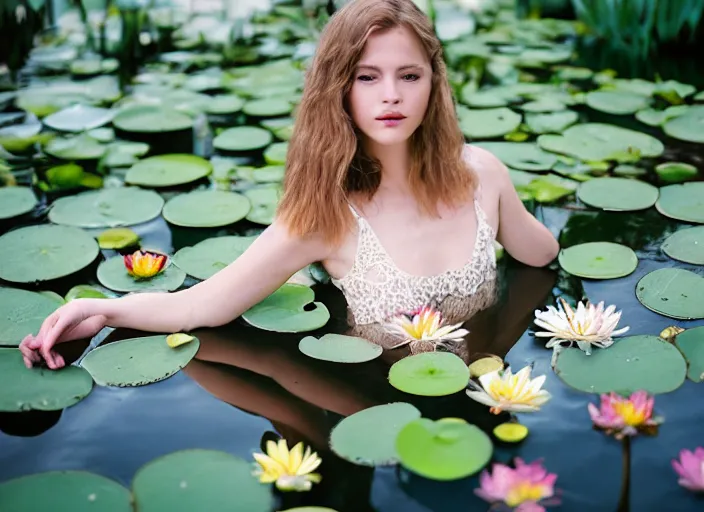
[376, 112, 406, 120]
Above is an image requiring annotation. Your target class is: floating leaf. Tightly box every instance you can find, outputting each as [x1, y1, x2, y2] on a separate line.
[585, 90, 650, 115]
[166, 333, 195, 348]
[44, 134, 107, 160]
[519, 98, 566, 112]
[206, 95, 246, 115]
[173, 235, 257, 280]
[577, 177, 659, 211]
[635, 105, 690, 126]
[0, 187, 37, 219]
[493, 422, 528, 443]
[113, 105, 194, 133]
[468, 355, 504, 378]
[97, 256, 186, 293]
[243, 98, 293, 117]
[655, 182, 704, 223]
[81, 335, 200, 387]
[299, 333, 382, 363]
[97, 228, 140, 249]
[661, 226, 704, 265]
[0, 348, 93, 411]
[0, 288, 61, 346]
[524, 110, 578, 134]
[674, 327, 704, 383]
[655, 162, 698, 183]
[0, 225, 99, 283]
[329, 402, 421, 466]
[213, 126, 273, 152]
[395, 418, 493, 480]
[663, 105, 704, 143]
[636, 268, 704, 320]
[473, 142, 557, 171]
[457, 106, 522, 139]
[263, 142, 288, 165]
[126, 154, 212, 188]
[42, 104, 115, 132]
[244, 185, 280, 225]
[388, 351, 470, 396]
[163, 190, 250, 228]
[241, 284, 330, 333]
[65, 284, 108, 301]
[558, 242, 638, 279]
[553, 335, 686, 395]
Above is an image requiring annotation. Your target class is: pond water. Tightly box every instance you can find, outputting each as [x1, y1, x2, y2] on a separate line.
[1, 1, 704, 511]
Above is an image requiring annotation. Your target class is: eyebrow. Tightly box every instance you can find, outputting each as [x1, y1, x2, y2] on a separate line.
[355, 64, 423, 72]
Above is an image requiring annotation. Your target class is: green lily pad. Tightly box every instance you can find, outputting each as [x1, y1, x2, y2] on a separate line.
[244, 185, 281, 225]
[635, 105, 690, 127]
[44, 134, 107, 160]
[520, 98, 566, 113]
[45, 163, 85, 189]
[299, 334, 383, 363]
[473, 142, 557, 171]
[0, 471, 131, 511]
[661, 226, 704, 265]
[395, 418, 493, 480]
[173, 235, 257, 280]
[260, 117, 294, 141]
[613, 164, 647, 177]
[558, 242, 638, 279]
[244, 165, 286, 183]
[65, 284, 108, 301]
[0, 187, 37, 219]
[97, 228, 140, 249]
[655, 162, 698, 183]
[388, 351, 470, 396]
[655, 182, 704, 223]
[206, 95, 246, 115]
[243, 98, 293, 117]
[81, 334, 200, 387]
[97, 256, 186, 293]
[674, 326, 704, 382]
[457, 107, 522, 139]
[49, 188, 164, 228]
[0, 348, 93, 411]
[663, 105, 704, 143]
[241, 283, 330, 333]
[163, 190, 250, 228]
[576, 177, 659, 211]
[0, 225, 99, 283]
[329, 402, 421, 466]
[553, 335, 687, 395]
[586, 90, 651, 115]
[213, 126, 273, 152]
[0, 288, 61, 346]
[636, 268, 704, 320]
[43, 104, 115, 132]
[517, 176, 575, 203]
[126, 154, 212, 188]
[132, 449, 273, 512]
[113, 105, 194, 133]
[524, 110, 578, 134]
[263, 142, 288, 165]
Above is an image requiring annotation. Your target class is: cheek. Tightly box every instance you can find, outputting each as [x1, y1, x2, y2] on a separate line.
[348, 86, 370, 126]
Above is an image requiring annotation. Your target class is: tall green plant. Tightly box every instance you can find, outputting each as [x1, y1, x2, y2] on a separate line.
[571, 0, 704, 57]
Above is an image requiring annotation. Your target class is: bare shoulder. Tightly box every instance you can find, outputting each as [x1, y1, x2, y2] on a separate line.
[262, 218, 333, 264]
[462, 143, 511, 192]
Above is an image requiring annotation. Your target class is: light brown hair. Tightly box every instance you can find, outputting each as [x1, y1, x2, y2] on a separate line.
[276, 0, 476, 246]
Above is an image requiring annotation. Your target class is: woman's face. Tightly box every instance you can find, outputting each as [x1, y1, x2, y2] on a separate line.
[347, 25, 432, 150]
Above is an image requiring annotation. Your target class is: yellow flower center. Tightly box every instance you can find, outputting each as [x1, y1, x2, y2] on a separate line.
[505, 482, 548, 507]
[612, 401, 647, 426]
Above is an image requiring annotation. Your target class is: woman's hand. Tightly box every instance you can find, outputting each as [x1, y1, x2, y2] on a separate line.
[19, 299, 107, 370]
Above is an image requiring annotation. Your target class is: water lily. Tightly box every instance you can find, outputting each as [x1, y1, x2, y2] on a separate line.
[385, 305, 469, 349]
[672, 447, 704, 493]
[252, 438, 322, 492]
[123, 249, 167, 279]
[466, 366, 552, 415]
[588, 390, 663, 439]
[475, 458, 559, 511]
[534, 298, 630, 355]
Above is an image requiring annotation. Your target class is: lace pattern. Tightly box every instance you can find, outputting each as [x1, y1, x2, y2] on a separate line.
[331, 196, 498, 325]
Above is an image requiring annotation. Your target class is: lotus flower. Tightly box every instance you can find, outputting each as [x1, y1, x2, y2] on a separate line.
[123, 249, 167, 279]
[252, 438, 322, 492]
[475, 458, 559, 511]
[466, 366, 552, 415]
[672, 447, 704, 493]
[588, 390, 663, 439]
[534, 298, 629, 355]
[385, 305, 469, 349]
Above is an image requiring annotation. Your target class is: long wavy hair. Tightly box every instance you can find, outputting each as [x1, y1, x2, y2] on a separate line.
[276, 0, 476, 247]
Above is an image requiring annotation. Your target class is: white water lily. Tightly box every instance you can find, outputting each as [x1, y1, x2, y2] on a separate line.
[466, 366, 552, 414]
[385, 305, 469, 349]
[534, 298, 630, 355]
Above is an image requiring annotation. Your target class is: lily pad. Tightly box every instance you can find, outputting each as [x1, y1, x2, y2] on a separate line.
[0, 225, 99, 283]
[0, 288, 61, 346]
[44, 135, 107, 160]
[65, 285, 108, 301]
[0, 187, 37, 219]
[241, 283, 330, 333]
[520, 98, 566, 113]
[163, 190, 250, 228]
[243, 98, 293, 117]
[655, 183, 704, 223]
[81, 334, 200, 387]
[97, 228, 141, 249]
[576, 177, 659, 211]
[260, 117, 294, 141]
[524, 110, 579, 134]
[329, 402, 421, 466]
[493, 422, 528, 443]
[43, 104, 115, 132]
[663, 105, 704, 143]
[636, 268, 704, 319]
[244, 185, 281, 225]
[655, 162, 698, 183]
[263, 142, 288, 165]
[49, 188, 164, 228]
[173, 235, 257, 280]
[132, 449, 273, 512]
[395, 418, 493, 480]
[0, 348, 93, 411]
[661, 226, 704, 265]
[97, 256, 186, 293]
[0, 471, 131, 511]
[112, 105, 194, 133]
[125, 154, 212, 188]
[388, 351, 470, 396]
[206, 95, 246, 115]
[299, 334, 383, 363]
[474, 142, 557, 171]
[558, 242, 638, 279]
[457, 107, 522, 139]
[468, 355, 504, 378]
[553, 335, 687, 395]
[213, 126, 273, 152]
[674, 326, 704, 382]
[585, 90, 650, 115]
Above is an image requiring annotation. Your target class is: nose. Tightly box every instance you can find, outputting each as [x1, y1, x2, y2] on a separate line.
[382, 77, 401, 104]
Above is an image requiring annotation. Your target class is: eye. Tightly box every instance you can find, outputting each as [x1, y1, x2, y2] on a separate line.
[356, 74, 375, 82]
[402, 73, 420, 81]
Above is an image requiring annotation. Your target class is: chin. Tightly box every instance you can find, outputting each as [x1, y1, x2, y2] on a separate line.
[365, 129, 416, 147]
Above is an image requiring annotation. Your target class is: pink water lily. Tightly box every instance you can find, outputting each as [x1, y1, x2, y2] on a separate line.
[672, 447, 704, 493]
[475, 458, 559, 511]
[588, 390, 663, 439]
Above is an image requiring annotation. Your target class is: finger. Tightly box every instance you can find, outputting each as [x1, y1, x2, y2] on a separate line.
[53, 353, 65, 368]
[36, 313, 59, 344]
[18, 341, 40, 364]
[41, 317, 71, 369]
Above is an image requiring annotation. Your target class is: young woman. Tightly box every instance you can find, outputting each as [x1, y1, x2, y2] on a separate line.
[19, 0, 559, 370]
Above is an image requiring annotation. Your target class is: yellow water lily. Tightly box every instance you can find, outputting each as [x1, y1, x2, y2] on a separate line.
[123, 249, 167, 279]
[252, 438, 322, 492]
[386, 305, 469, 349]
[466, 366, 552, 415]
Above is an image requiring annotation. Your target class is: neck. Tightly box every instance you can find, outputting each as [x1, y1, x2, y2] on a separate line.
[364, 138, 412, 194]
